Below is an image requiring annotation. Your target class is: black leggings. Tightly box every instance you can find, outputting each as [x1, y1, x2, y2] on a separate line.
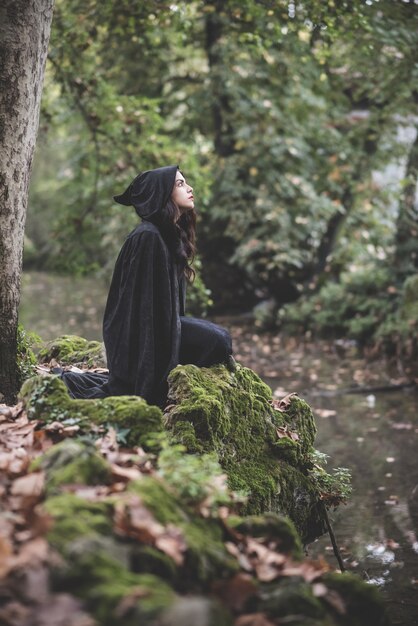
[61, 317, 232, 401]
[179, 316, 232, 367]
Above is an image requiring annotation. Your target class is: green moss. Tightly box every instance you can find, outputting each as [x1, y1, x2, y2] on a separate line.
[131, 545, 178, 582]
[55, 536, 175, 626]
[20, 375, 163, 447]
[128, 476, 185, 526]
[322, 572, 390, 626]
[32, 439, 111, 492]
[44, 493, 113, 549]
[79, 554, 175, 625]
[228, 512, 303, 559]
[165, 364, 326, 542]
[38, 334, 106, 367]
[274, 464, 326, 545]
[43, 494, 175, 625]
[129, 476, 238, 585]
[170, 420, 204, 454]
[280, 396, 317, 458]
[259, 580, 326, 622]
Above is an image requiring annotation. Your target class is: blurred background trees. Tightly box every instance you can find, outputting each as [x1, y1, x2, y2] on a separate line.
[26, 0, 418, 362]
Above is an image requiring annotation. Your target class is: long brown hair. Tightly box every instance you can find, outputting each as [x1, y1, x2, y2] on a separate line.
[156, 199, 197, 282]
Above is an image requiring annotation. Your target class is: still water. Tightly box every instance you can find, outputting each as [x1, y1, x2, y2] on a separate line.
[20, 271, 418, 625]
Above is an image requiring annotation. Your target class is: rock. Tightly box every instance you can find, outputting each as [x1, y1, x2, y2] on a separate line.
[159, 596, 231, 626]
[33, 440, 388, 626]
[38, 335, 106, 368]
[20, 375, 163, 448]
[31, 439, 112, 493]
[165, 364, 326, 542]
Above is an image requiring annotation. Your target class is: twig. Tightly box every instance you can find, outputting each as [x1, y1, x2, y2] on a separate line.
[311, 381, 416, 397]
[319, 501, 346, 573]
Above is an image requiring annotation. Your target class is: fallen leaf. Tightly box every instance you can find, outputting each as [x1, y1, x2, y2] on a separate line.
[0, 535, 13, 577]
[11, 472, 45, 497]
[391, 422, 413, 430]
[212, 573, 258, 612]
[111, 464, 142, 482]
[155, 524, 187, 566]
[272, 392, 298, 412]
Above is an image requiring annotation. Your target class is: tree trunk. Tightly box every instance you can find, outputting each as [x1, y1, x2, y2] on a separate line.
[204, 0, 235, 158]
[0, 0, 54, 404]
[394, 128, 418, 279]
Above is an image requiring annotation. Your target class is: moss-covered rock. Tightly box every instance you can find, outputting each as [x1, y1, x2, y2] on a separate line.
[44, 493, 114, 547]
[20, 375, 163, 448]
[31, 439, 112, 492]
[128, 476, 239, 586]
[50, 534, 176, 625]
[258, 579, 326, 622]
[34, 440, 387, 626]
[165, 364, 325, 542]
[322, 571, 390, 626]
[38, 334, 106, 367]
[227, 512, 303, 560]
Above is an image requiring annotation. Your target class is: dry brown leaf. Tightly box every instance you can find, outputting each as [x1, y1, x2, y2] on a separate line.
[111, 464, 142, 482]
[11, 472, 45, 497]
[0, 535, 14, 577]
[272, 392, 298, 412]
[276, 426, 299, 441]
[12, 537, 49, 570]
[234, 612, 276, 626]
[114, 586, 153, 618]
[155, 524, 187, 566]
[212, 573, 258, 612]
[225, 542, 253, 572]
[280, 558, 329, 582]
[114, 495, 165, 543]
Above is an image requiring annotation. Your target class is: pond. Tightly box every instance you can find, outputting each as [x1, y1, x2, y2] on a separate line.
[20, 271, 418, 625]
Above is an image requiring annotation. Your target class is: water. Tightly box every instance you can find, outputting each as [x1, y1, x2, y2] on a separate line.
[228, 325, 418, 626]
[20, 272, 418, 624]
[20, 271, 107, 342]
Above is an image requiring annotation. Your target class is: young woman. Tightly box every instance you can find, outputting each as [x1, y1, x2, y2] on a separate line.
[62, 165, 233, 407]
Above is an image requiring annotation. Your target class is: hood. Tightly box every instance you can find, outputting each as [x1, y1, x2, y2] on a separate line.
[113, 165, 179, 219]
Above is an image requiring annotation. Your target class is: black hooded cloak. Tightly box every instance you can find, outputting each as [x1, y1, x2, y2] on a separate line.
[62, 165, 232, 407]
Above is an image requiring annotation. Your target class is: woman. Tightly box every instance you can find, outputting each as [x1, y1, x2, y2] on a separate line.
[62, 165, 233, 407]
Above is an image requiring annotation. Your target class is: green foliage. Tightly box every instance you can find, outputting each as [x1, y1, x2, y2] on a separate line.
[279, 266, 397, 343]
[26, 0, 418, 364]
[16, 325, 41, 386]
[157, 439, 235, 511]
[279, 264, 417, 372]
[186, 257, 214, 317]
[309, 450, 352, 508]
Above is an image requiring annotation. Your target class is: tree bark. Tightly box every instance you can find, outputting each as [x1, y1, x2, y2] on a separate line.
[204, 0, 235, 158]
[0, 0, 54, 404]
[394, 128, 418, 279]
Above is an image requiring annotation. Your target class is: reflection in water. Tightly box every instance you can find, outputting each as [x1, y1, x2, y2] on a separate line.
[20, 272, 418, 626]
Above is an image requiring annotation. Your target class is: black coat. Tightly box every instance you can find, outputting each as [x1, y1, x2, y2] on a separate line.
[103, 221, 185, 406]
[61, 165, 183, 406]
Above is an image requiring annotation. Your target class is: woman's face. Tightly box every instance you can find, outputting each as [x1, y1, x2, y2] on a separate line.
[171, 171, 194, 212]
